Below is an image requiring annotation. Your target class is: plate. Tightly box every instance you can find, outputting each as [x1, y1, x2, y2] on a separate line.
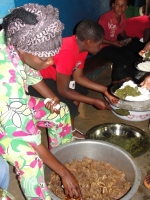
[86, 123, 150, 157]
[135, 60, 150, 72]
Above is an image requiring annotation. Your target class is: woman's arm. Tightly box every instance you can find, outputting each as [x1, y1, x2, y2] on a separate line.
[34, 144, 82, 199]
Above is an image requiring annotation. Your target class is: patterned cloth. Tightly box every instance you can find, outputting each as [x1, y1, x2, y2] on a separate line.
[0, 29, 73, 199]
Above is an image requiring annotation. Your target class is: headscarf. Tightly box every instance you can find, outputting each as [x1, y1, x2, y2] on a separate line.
[3, 3, 64, 57]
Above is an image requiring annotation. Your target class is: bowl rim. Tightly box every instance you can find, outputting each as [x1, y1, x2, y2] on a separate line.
[50, 140, 141, 200]
[86, 122, 147, 135]
[104, 95, 150, 112]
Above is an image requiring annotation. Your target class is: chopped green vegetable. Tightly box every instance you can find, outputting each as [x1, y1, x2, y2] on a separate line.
[115, 85, 141, 99]
[145, 50, 150, 59]
[101, 136, 149, 157]
[114, 109, 130, 116]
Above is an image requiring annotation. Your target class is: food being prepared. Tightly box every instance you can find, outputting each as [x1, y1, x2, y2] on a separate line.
[143, 50, 150, 60]
[137, 61, 150, 72]
[115, 80, 150, 101]
[48, 157, 131, 200]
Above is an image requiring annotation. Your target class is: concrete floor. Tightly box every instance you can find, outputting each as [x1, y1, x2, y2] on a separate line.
[8, 65, 150, 199]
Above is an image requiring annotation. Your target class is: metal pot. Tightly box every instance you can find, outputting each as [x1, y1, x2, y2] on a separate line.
[45, 140, 141, 200]
[109, 82, 150, 111]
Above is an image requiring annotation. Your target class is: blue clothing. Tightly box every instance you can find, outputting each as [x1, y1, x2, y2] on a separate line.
[0, 157, 9, 190]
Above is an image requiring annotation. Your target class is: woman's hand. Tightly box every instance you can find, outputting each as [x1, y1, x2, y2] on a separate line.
[61, 169, 82, 199]
[44, 96, 60, 114]
[93, 99, 111, 110]
[112, 38, 132, 48]
[121, 38, 132, 46]
[112, 40, 124, 47]
[104, 90, 119, 104]
[139, 41, 150, 57]
[140, 75, 150, 89]
[34, 144, 82, 199]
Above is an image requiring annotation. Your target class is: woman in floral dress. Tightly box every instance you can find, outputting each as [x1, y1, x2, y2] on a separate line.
[0, 3, 82, 200]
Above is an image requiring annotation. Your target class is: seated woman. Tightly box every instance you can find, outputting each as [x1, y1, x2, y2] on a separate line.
[126, 15, 150, 43]
[0, 4, 82, 199]
[98, 0, 144, 84]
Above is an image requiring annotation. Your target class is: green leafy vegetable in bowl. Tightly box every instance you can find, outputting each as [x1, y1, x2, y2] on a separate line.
[101, 135, 149, 157]
[115, 85, 141, 99]
[114, 109, 130, 116]
[145, 50, 150, 60]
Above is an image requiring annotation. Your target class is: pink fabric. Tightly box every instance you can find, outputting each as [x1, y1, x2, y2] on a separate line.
[40, 35, 88, 80]
[98, 9, 126, 49]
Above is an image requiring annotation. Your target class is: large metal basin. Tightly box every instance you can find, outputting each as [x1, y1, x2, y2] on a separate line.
[45, 140, 141, 200]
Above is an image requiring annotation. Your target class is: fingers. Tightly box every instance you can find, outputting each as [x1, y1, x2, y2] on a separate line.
[140, 81, 144, 87]
[44, 98, 60, 113]
[111, 98, 119, 104]
[69, 188, 79, 199]
[139, 50, 145, 57]
[106, 106, 111, 110]
[64, 186, 82, 200]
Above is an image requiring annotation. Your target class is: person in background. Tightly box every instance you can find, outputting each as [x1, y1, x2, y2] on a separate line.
[0, 157, 9, 190]
[139, 40, 150, 190]
[145, 0, 150, 15]
[28, 19, 118, 131]
[97, 0, 144, 84]
[0, 3, 82, 199]
[125, 15, 150, 43]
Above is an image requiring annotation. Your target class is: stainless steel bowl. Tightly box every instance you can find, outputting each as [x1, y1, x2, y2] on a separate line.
[45, 140, 141, 200]
[109, 82, 150, 111]
[86, 123, 150, 157]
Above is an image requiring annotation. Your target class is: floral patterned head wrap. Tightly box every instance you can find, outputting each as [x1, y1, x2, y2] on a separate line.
[3, 3, 64, 57]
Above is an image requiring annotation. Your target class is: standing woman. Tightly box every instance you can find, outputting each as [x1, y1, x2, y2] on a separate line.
[0, 3, 82, 200]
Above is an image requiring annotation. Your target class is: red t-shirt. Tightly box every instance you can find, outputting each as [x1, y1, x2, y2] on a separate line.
[40, 35, 88, 80]
[98, 9, 126, 49]
[126, 16, 150, 39]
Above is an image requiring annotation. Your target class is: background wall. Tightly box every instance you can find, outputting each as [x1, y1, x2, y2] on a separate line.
[0, 0, 145, 36]
[14, 0, 110, 37]
[0, 0, 15, 23]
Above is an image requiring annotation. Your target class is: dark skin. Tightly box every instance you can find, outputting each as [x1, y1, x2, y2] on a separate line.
[57, 37, 118, 109]
[140, 41, 150, 89]
[18, 50, 82, 199]
[34, 144, 81, 198]
[103, 0, 131, 48]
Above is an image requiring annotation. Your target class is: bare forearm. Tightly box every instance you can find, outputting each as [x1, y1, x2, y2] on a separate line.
[34, 144, 67, 177]
[75, 75, 107, 93]
[32, 80, 56, 98]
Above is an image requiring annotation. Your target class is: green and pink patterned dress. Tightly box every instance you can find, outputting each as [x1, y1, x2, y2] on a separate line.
[0, 30, 73, 200]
